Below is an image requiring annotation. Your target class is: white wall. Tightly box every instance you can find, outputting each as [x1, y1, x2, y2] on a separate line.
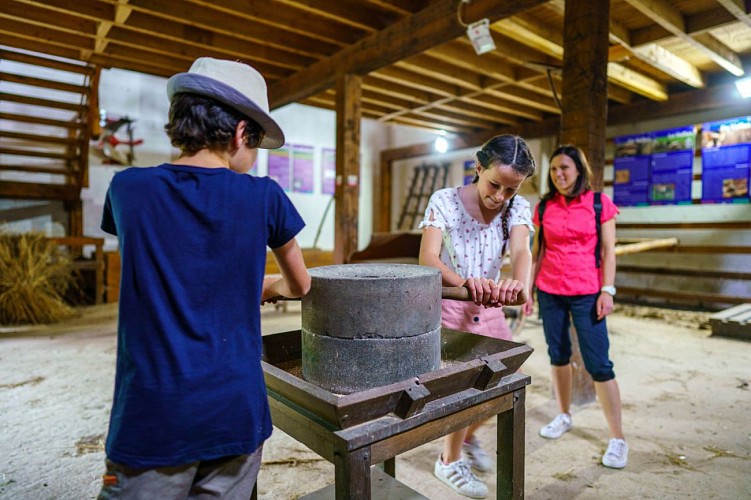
[1, 63, 436, 253]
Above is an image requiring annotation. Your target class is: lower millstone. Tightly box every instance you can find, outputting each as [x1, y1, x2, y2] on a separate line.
[301, 327, 442, 394]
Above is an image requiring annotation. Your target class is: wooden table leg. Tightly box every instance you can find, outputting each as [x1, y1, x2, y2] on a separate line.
[497, 387, 526, 499]
[382, 457, 396, 477]
[334, 446, 371, 499]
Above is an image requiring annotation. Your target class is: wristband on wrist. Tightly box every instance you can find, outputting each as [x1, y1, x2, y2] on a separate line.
[601, 285, 616, 296]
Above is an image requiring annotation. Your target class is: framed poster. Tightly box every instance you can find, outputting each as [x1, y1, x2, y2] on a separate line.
[649, 126, 695, 205]
[701, 117, 751, 203]
[463, 160, 475, 185]
[291, 144, 314, 194]
[321, 148, 336, 195]
[268, 145, 291, 191]
[613, 133, 652, 206]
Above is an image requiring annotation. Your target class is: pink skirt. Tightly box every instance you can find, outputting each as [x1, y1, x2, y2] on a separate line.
[441, 299, 512, 341]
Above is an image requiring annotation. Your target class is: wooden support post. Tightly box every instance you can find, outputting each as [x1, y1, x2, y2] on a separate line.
[334, 74, 361, 264]
[560, 0, 610, 405]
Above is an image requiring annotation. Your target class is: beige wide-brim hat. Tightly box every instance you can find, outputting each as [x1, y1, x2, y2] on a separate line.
[166, 57, 285, 149]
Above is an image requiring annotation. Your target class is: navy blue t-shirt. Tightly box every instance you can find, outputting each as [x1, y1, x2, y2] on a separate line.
[101, 163, 304, 468]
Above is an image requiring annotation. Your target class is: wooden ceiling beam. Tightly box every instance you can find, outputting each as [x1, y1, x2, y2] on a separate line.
[268, 0, 550, 108]
[495, 11, 668, 102]
[608, 81, 751, 125]
[126, 0, 339, 59]
[609, 17, 704, 89]
[0, 33, 82, 63]
[714, 0, 751, 28]
[118, 12, 314, 72]
[190, 0, 367, 46]
[372, 66, 462, 98]
[275, 0, 398, 32]
[623, 0, 744, 75]
[0, 1, 96, 35]
[631, 43, 705, 88]
[0, 18, 94, 52]
[396, 55, 485, 91]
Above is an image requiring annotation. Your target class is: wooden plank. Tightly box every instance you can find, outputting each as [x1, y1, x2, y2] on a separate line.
[0, 111, 85, 129]
[0, 48, 94, 76]
[618, 265, 751, 281]
[0, 147, 75, 161]
[618, 286, 748, 306]
[0, 92, 86, 112]
[0, 164, 73, 175]
[617, 221, 751, 229]
[709, 303, 751, 340]
[709, 304, 751, 322]
[0, 181, 79, 201]
[269, 0, 550, 108]
[0, 148, 76, 160]
[0, 72, 88, 95]
[614, 237, 678, 256]
[0, 130, 79, 146]
[334, 74, 361, 264]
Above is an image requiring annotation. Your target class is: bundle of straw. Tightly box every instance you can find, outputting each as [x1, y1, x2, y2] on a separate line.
[0, 232, 76, 325]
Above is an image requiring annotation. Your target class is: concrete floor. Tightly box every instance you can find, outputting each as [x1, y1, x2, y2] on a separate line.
[1, 301, 749, 499]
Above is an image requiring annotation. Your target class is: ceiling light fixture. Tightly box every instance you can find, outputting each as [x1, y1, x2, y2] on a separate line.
[457, 0, 496, 56]
[435, 136, 449, 154]
[735, 77, 751, 98]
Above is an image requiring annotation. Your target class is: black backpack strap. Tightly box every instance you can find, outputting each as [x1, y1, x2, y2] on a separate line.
[537, 199, 547, 252]
[594, 192, 602, 268]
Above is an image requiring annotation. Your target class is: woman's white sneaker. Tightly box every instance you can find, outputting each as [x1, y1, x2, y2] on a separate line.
[434, 456, 488, 498]
[602, 438, 629, 468]
[539, 413, 572, 439]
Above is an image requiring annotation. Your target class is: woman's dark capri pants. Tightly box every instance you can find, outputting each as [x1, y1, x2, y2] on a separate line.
[537, 289, 616, 382]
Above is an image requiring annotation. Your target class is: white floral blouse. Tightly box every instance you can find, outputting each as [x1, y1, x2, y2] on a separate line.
[418, 187, 534, 281]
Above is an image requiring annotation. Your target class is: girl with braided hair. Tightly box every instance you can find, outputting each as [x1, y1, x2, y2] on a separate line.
[419, 134, 536, 498]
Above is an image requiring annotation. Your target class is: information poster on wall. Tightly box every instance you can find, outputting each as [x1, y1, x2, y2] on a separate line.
[649, 126, 695, 205]
[321, 148, 336, 195]
[291, 144, 314, 194]
[463, 160, 475, 185]
[268, 145, 291, 191]
[613, 133, 652, 206]
[701, 117, 751, 203]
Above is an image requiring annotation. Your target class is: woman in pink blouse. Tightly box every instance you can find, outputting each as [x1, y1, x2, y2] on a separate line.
[524, 144, 628, 469]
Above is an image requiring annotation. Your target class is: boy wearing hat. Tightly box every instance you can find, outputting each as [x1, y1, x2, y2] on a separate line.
[98, 57, 311, 498]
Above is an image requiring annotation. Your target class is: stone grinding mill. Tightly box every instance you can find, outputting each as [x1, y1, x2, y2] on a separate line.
[259, 262, 533, 499]
[301, 263, 442, 394]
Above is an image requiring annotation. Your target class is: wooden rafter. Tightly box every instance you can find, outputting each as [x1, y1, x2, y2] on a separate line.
[623, 0, 744, 75]
[268, 0, 550, 109]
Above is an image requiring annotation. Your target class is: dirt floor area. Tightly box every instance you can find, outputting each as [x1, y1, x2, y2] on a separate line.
[1, 301, 749, 499]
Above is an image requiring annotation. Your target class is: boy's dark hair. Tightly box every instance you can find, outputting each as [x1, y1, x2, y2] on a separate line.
[542, 144, 593, 201]
[165, 93, 265, 155]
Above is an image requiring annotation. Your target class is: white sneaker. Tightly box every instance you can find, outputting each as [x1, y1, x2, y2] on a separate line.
[434, 456, 488, 499]
[539, 413, 572, 439]
[602, 438, 629, 469]
[462, 436, 492, 472]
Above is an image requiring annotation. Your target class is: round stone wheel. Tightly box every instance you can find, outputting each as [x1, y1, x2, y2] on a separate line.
[301, 263, 442, 339]
[301, 263, 442, 394]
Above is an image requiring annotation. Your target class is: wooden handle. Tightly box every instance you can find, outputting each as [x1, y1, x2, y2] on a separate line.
[268, 287, 528, 306]
[441, 286, 528, 306]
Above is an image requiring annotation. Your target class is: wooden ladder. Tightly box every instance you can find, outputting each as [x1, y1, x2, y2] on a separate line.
[396, 162, 450, 230]
[0, 48, 97, 236]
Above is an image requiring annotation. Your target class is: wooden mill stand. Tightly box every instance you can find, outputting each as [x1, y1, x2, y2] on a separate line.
[254, 328, 533, 499]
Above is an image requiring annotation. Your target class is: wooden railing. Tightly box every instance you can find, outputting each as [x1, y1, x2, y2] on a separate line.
[48, 236, 104, 305]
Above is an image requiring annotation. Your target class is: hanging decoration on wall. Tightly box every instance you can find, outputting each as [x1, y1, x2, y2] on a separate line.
[92, 110, 143, 165]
